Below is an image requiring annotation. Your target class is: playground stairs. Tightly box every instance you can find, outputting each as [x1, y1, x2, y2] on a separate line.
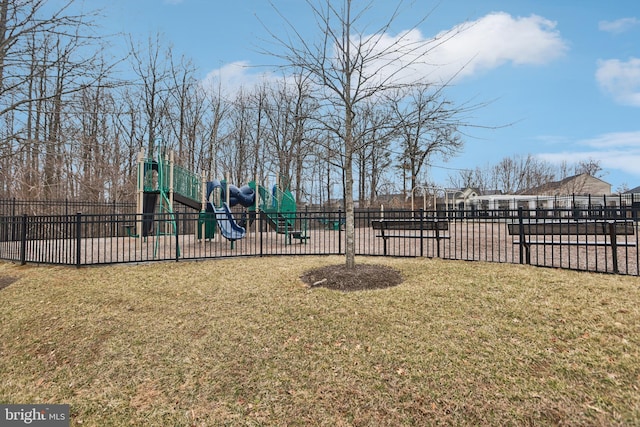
[263, 212, 289, 233]
[253, 179, 309, 244]
[264, 211, 309, 244]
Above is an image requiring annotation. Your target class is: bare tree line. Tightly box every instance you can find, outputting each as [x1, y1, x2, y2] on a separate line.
[1, 0, 597, 215]
[449, 154, 606, 194]
[0, 0, 468, 209]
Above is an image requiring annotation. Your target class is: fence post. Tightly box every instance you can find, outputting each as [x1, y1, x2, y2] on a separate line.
[76, 212, 82, 267]
[338, 209, 342, 255]
[419, 208, 424, 257]
[112, 201, 117, 237]
[20, 214, 27, 265]
[175, 214, 180, 262]
[11, 198, 17, 241]
[259, 211, 264, 257]
[517, 207, 530, 265]
[608, 221, 619, 274]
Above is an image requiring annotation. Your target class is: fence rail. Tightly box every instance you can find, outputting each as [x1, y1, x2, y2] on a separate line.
[1, 208, 638, 275]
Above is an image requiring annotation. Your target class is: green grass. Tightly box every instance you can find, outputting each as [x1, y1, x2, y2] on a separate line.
[1, 257, 639, 426]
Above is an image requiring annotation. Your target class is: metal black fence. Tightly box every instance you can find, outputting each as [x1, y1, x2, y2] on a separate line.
[0, 198, 136, 217]
[0, 208, 638, 275]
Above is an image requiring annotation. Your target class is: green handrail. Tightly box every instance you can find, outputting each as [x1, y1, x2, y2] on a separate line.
[142, 157, 201, 206]
[173, 164, 201, 202]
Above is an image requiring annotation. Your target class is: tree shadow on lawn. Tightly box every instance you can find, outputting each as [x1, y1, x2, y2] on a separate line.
[301, 263, 403, 292]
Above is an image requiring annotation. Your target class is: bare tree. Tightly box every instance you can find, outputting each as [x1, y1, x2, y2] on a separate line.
[559, 158, 604, 180]
[353, 100, 393, 206]
[129, 33, 173, 157]
[575, 158, 604, 178]
[114, 87, 146, 185]
[492, 154, 557, 194]
[200, 78, 229, 178]
[452, 154, 557, 195]
[389, 84, 464, 196]
[0, 0, 118, 199]
[265, 0, 464, 268]
[260, 73, 316, 200]
[307, 130, 341, 206]
[221, 88, 258, 184]
[0, 0, 104, 155]
[448, 166, 488, 193]
[249, 81, 267, 186]
[165, 51, 209, 171]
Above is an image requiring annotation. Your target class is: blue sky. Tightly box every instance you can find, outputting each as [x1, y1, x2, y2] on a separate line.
[90, 0, 640, 192]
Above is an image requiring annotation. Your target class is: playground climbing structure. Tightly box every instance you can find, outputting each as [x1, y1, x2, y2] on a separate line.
[136, 148, 308, 248]
[136, 149, 205, 245]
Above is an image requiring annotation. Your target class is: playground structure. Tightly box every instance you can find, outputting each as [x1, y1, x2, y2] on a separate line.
[135, 148, 309, 250]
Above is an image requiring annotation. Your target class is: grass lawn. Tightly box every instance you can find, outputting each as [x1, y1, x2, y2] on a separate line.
[1, 256, 639, 426]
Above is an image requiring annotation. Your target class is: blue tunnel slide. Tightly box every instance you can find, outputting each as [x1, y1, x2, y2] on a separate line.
[205, 180, 256, 241]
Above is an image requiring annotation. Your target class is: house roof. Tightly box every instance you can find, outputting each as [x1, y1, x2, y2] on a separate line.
[521, 173, 611, 195]
[624, 186, 640, 194]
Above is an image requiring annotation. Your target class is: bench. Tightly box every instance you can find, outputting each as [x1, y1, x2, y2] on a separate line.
[371, 219, 449, 256]
[287, 230, 310, 244]
[123, 224, 138, 238]
[507, 221, 636, 273]
[317, 217, 345, 230]
[282, 219, 311, 245]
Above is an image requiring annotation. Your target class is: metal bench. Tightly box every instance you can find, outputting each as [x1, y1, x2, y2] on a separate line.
[371, 219, 449, 256]
[507, 221, 636, 273]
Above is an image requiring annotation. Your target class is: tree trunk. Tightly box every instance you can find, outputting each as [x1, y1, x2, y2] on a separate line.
[344, 107, 355, 268]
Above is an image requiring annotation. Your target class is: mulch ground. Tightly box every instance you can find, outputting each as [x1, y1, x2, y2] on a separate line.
[300, 263, 404, 292]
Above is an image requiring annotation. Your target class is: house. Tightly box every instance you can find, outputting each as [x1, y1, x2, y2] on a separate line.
[374, 193, 407, 209]
[443, 187, 480, 210]
[624, 186, 640, 195]
[523, 173, 611, 196]
[458, 175, 615, 213]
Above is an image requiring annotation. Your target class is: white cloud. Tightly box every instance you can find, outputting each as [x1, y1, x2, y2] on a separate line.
[362, 12, 568, 85]
[598, 17, 640, 34]
[204, 12, 568, 92]
[538, 131, 640, 177]
[201, 61, 280, 96]
[581, 131, 640, 148]
[596, 58, 640, 106]
[433, 12, 568, 78]
[539, 150, 640, 177]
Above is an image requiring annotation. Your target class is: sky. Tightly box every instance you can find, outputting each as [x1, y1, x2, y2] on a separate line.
[86, 0, 640, 192]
